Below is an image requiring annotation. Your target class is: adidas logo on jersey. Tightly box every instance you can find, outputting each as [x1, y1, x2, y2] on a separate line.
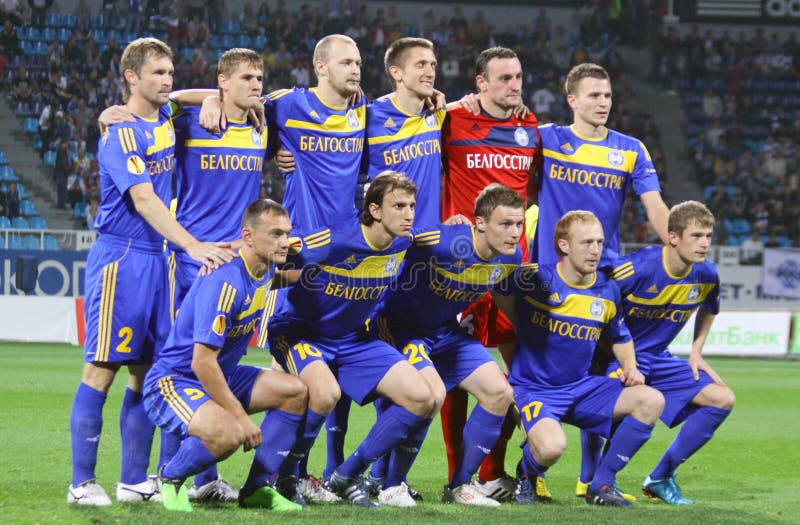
[309, 110, 320, 120]
[561, 143, 573, 152]
[647, 284, 659, 294]
[344, 254, 357, 264]
[471, 123, 481, 130]
[453, 260, 464, 269]
[549, 292, 561, 302]
[384, 117, 396, 128]
[145, 131, 153, 140]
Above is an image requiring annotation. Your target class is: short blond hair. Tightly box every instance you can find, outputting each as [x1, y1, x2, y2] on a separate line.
[668, 201, 715, 235]
[121, 37, 172, 102]
[554, 210, 601, 257]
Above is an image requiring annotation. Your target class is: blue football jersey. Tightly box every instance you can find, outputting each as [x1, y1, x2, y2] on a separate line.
[95, 103, 176, 246]
[172, 105, 269, 245]
[377, 224, 520, 332]
[365, 95, 445, 226]
[611, 246, 720, 355]
[157, 255, 274, 377]
[266, 87, 366, 230]
[533, 124, 661, 266]
[509, 263, 631, 387]
[268, 221, 409, 338]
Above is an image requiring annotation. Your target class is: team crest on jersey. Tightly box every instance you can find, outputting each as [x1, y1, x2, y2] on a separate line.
[344, 254, 357, 264]
[688, 285, 700, 302]
[347, 110, 360, 130]
[607, 150, 624, 168]
[488, 265, 503, 284]
[425, 113, 437, 128]
[589, 299, 605, 318]
[385, 255, 398, 275]
[514, 127, 529, 146]
[127, 155, 146, 175]
[251, 128, 262, 146]
[212, 314, 226, 336]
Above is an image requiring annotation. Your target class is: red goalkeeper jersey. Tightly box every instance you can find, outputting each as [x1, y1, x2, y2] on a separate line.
[441, 105, 541, 221]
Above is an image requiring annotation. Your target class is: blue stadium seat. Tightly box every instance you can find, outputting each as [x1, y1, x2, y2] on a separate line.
[93, 31, 107, 46]
[23, 117, 38, 134]
[0, 166, 18, 182]
[22, 235, 41, 250]
[20, 200, 37, 217]
[0, 150, 6, 164]
[22, 27, 41, 41]
[57, 28, 71, 42]
[221, 20, 242, 35]
[253, 35, 267, 50]
[179, 47, 194, 60]
[777, 236, 792, 248]
[33, 42, 48, 56]
[221, 35, 236, 49]
[62, 14, 77, 28]
[209, 34, 223, 49]
[73, 201, 87, 218]
[7, 235, 23, 250]
[17, 184, 28, 199]
[45, 12, 60, 28]
[29, 216, 47, 229]
[0, 216, 10, 228]
[237, 34, 252, 48]
[726, 235, 742, 247]
[43, 235, 60, 250]
[0, 236, 4, 250]
[11, 216, 29, 229]
[14, 101, 32, 116]
[42, 27, 56, 41]
[32, 135, 43, 151]
[43, 150, 56, 167]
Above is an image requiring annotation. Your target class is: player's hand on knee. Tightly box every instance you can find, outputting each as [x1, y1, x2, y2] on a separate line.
[238, 415, 262, 452]
[200, 95, 223, 133]
[689, 354, 726, 385]
[275, 147, 295, 173]
[97, 105, 134, 133]
[619, 366, 645, 387]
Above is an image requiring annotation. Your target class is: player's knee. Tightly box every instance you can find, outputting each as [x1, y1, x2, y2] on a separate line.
[531, 435, 565, 466]
[709, 385, 736, 410]
[404, 381, 436, 416]
[308, 382, 340, 415]
[281, 375, 309, 413]
[635, 386, 665, 423]
[430, 383, 447, 413]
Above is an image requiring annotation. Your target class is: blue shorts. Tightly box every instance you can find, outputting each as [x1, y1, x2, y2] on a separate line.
[83, 235, 170, 365]
[269, 327, 405, 405]
[607, 350, 714, 428]
[512, 375, 624, 438]
[373, 316, 493, 392]
[168, 250, 202, 316]
[143, 363, 263, 437]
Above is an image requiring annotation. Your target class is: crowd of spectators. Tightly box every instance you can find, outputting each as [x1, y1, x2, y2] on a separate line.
[1, 0, 666, 238]
[653, 25, 799, 251]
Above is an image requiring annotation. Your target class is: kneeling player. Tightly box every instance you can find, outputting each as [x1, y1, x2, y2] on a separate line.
[495, 210, 664, 506]
[143, 200, 308, 512]
[368, 184, 522, 507]
[578, 201, 734, 505]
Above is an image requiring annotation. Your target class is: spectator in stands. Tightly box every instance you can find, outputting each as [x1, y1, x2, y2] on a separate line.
[531, 83, 557, 121]
[85, 195, 98, 231]
[66, 169, 85, 211]
[0, 1, 24, 27]
[5, 181, 19, 218]
[0, 186, 6, 217]
[125, 0, 144, 34]
[764, 233, 782, 248]
[702, 89, 723, 120]
[0, 19, 21, 59]
[29, 0, 52, 29]
[54, 138, 70, 209]
[740, 231, 764, 265]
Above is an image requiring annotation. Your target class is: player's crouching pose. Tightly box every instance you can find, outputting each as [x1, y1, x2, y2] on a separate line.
[267, 172, 437, 508]
[494, 210, 665, 506]
[143, 200, 308, 512]
[596, 201, 735, 504]
[368, 183, 522, 507]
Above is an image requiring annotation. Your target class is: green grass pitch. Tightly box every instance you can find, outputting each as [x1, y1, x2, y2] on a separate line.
[1, 343, 798, 524]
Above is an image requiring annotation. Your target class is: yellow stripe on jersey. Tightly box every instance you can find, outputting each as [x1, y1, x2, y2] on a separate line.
[415, 230, 441, 239]
[167, 252, 177, 322]
[146, 120, 175, 155]
[321, 252, 406, 278]
[543, 143, 638, 172]
[612, 261, 635, 281]
[415, 238, 441, 247]
[627, 283, 716, 307]
[285, 105, 366, 133]
[431, 263, 517, 286]
[257, 288, 279, 348]
[184, 125, 269, 150]
[367, 109, 446, 145]
[524, 294, 617, 323]
[267, 88, 292, 101]
[223, 284, 237, 313]
[235, 283, 270, 321]
[117, 128, 134, 154]
[157, 376, 193, 424]
[96, 262, 118, 362]
[217, 283, 228, 312]
[304, 229, 331, 243]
